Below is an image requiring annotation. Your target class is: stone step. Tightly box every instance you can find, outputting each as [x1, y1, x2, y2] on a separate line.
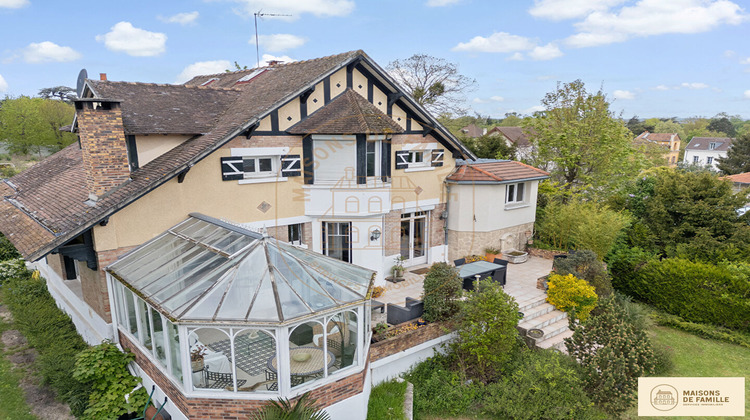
[519, 309, 567, 331]
[537, 329, 574, 353]
[538, 317, 571, 340]
[516, 294, 548, 312]
[520, 302, 555, 321]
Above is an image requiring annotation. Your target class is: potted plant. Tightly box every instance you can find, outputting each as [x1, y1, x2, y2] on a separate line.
[484, 246, 501, 262]
[190, 345, 207, 372]
[391, 255, 406, 281]
[372, 322, 388, 342]
[504, 249, 529, 264]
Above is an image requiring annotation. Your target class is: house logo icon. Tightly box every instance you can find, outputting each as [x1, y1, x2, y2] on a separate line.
[650, 384, 678, 411]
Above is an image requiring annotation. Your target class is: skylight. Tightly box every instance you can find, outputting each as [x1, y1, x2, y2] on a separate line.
[235, 69, 267, 84]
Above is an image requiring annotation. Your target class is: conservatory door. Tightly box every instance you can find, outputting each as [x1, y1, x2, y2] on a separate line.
[400, 211, 427, 266]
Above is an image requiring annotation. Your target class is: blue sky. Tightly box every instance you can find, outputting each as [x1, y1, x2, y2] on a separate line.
[1, 0, 749, 119]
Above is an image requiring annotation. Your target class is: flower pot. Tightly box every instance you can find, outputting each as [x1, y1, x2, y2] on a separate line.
[191, 358, 204, 372]
[485, 252, 501, 262]
[504, 250, 528, 264]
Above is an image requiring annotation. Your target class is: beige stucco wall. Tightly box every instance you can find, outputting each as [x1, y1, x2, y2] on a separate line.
[390, 134, 454, 207]
[446, 181, 539, 233]
[135, 134, 191, 166]
[93, 138, 306, 251]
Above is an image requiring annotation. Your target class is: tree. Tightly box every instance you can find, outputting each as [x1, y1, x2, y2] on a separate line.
[0, 96, 76, 155]
[452, 279, 521, 383]
[462, 134, 516, 160]
[38, 86, 76, 103]
[422, 262, 462, 322]
[625, 115, 653, 136]
[707, 116, 736, 137]
[717, 132, 750, 174]
[388, 54, 476, 116]
[523, 80, 645, 196]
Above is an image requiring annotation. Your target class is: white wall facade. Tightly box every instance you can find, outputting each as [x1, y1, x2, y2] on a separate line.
[446, 181, 539, 233]
[683, 149, 726, 170]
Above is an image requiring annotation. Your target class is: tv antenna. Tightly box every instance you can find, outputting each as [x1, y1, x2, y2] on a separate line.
[254, 11, 292, 67]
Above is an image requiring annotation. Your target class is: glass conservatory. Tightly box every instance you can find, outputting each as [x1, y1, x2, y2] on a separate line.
[107, 214, 375, 398]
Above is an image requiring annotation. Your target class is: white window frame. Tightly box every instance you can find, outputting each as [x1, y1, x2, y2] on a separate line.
[365, 139, 381, 178]
[693, 155, 700, 163]
[505, 182, 527, 208]
[405, 150, 429, 168]
[243, 156, 278, 178]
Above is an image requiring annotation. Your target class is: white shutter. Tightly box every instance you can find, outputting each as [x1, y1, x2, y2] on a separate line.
[314, 137, 356, 183]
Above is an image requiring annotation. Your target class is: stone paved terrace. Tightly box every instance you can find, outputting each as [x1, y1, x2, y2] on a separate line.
[375, 256, 554, 322]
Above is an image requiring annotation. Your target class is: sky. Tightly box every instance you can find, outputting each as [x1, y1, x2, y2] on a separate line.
[1, 0, 749, 119]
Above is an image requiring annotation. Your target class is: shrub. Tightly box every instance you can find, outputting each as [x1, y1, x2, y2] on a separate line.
[553, 250, 612, 297]
[452, 279, 522, 383]
[566, 296, 657, 415]
[367, 380, 407, 420]
[250, 392, 330, 420]
[73, 341, 149, 420]
[0, 258, 28, 284]
[371, 286, 385, 298]
[630, 258, 750, 331]
[422, 262, 462, 322]
[546, 274, 598, 321]
[1, 274, 92, 416]
[405, 353, 483, 417]
[605, 245, 655, 296]
[0, 233, 21, 262]
[481, 350, 604, 420]
[651, 311, 750, 349]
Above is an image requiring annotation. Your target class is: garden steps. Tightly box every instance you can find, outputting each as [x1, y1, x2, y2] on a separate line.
[537, 329, 574, 353]
[514, 292, 573, 354]
[519, 302, 555, 322]
[519, 309, 567, 331]
[516, 294, 548, 313]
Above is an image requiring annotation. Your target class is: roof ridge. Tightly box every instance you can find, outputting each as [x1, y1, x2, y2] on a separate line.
[467, 164, 504, 181]
[90, 79, 241, 92]
[192, 50, 363, 80]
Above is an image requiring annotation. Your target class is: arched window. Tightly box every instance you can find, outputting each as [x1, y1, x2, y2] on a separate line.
[234, 328, 277, 393]
[188, 328, 233, 391]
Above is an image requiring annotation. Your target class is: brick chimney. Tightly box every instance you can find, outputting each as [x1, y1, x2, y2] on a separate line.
[75, 99, 130, 200]
[100, 73, 107, 81]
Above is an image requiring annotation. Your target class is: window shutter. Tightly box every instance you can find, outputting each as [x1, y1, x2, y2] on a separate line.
[220, 156, 244, 180]
[395, 151, 409, 169]
[303, 135, 314, 184]
[280, 155, 301, 177]
[356, 134, 366, 184]
[431, 149, 444, 167]
[381, 138, 391, 182]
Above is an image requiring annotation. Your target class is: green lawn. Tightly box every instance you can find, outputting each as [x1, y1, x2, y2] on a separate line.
[367, 379, 408, 420]
[624, 325, 750, 420]
[0, 303, 38, 420]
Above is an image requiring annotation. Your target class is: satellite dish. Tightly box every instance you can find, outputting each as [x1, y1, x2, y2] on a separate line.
[76, 69, 88, 98]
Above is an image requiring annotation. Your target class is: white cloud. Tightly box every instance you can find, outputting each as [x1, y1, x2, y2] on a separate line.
[258, 53, 296, 67]
[566, 0, 745, 48]
[175, 60, 232, 83]
[740, 57, 750, 65]
[472, 97, 488, 104]
[524, 105, 546, 114]
[228, 0, 354, 20]
[0, 74, 7, 92]
[613, 89, 635, 99]
[453, 32, 536, 53]
[681, 82, 709, 89]
[654, 84, 670, 91]
[159, 11, 199, 25]
[508, 52, 525, 61]
[528, 43, 563, 60]
[490, 95, 505, 102]
[0, 0, 28, 8]
[257, 34, 306, 52]
[473, 96, 504, 104]
[744, 90, 750, 99]
[426, 0, 460, 6]
[529, 0, 626, 21]
[724, 49, 736, 57]
[22, 41, 82, 63]
[96, 22, 167, 57]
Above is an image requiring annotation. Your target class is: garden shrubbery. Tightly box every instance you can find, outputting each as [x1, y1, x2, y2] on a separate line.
[421, 262, 462, 322]
[546, 273, 598, 321]
[553, 250, 613, 297]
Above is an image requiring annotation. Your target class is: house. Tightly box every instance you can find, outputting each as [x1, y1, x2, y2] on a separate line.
[486, 126, 535, 160]
[724, 172, 750, 215]
[634, 131, 681, 167]
[0, 50, 545, 419]
[459, 123, 485, 138]
[445, 159, 549, 259]
[683, 136, 733, 170]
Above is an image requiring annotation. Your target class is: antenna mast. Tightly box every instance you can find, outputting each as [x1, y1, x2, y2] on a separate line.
[253, 11, 292, 68]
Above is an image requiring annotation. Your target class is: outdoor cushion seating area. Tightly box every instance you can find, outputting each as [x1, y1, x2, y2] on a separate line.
[458, 260, 507, 290]
[386, 297, 424, 325]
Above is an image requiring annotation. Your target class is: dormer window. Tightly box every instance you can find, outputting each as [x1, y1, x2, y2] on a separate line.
[709, 142, 718, 150]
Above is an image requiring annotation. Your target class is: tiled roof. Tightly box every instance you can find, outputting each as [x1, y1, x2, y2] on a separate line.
[636, 132, 680, 142]
[0, 50, 474, 261]
[686, 137, 733, 151]
[725, 172, 750, 184]
[287, 89, 403, 134]
[488, 126, 533, 147]
[461, 124, 484, 138]
[87, 81, 241, 135]
[446, 160, 549, 183]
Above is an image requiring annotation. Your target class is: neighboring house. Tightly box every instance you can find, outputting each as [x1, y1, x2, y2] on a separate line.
[486, 126, 535, 160]
[0, 50, 545, 419]
[460, 123, 485, 138]
[445, 159, 549, 259]
[683, 136, 733, 170]
[724, 172, 750, 215]
[634, 131, 681, 167]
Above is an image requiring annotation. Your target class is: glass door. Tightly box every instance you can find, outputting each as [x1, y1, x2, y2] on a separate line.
[400, 212, 428, 266]
[323, 222, 351, 263]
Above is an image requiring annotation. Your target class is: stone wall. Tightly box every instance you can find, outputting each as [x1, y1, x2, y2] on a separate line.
[446, 222, 534, 261]
[369, 322, 451, 362]
[429, 203, 446, 248]
[120, 331, 367, 419]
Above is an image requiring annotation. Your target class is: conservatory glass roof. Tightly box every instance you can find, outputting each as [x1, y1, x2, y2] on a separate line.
[107, 214, 374, 324]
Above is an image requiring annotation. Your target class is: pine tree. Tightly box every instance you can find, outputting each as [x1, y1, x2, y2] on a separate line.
[717, 133, 750, 174]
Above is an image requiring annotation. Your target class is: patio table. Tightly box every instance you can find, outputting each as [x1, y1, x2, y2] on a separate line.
[458, 260, 505, 291]
[268, 346, 336, 377]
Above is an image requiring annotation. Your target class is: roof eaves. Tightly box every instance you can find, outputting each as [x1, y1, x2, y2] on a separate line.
[446, 174, 550, 185]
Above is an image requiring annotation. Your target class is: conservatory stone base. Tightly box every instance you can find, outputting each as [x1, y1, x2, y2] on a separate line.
[446, 222, 534, 260]
[119, 332, 368, 419]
